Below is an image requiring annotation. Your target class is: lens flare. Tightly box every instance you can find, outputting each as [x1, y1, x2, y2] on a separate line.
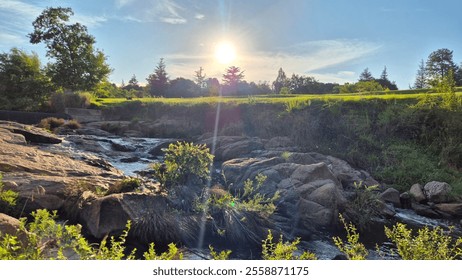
[214, 41, 236, 64]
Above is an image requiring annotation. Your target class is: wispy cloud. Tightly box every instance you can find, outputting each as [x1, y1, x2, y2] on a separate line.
[0, 0, 42, 18]
[115, 0, 191, 24]
[0, 32, 26, 47]
[195, 14, 205, 20]
[72, 14, 108, 28]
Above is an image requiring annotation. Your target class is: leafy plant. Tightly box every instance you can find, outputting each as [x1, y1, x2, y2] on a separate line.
[385, 223, 462, 260]
[0, 209, 182, 260]
[332, 214, 368, 260]
[107, 177, 141, 194]
[206, 174, 280, 217]
[152, 142, 214, 188]
[209, 245, 232, 260]
[143, 243, 183, 260]
[0, 173, 18, 206]
[261, 230, 316, 260]
[349, 182, 380, 230]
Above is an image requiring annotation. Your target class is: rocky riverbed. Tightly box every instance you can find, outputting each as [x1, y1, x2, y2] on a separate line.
[1, 120, 461, 259]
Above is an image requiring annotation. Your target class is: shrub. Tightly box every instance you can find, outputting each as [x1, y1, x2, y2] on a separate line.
[63, 119, 82, 129]
[261, 230, 317, 260]
[38, 117, 65, 132]
[384, 223, 462, 260]
[332, 214, 368, 260]
[107, 178, 141, 195]
[151, 142, 214, 188]
[205, 174, 280, 217]
[143, 243, 183, 260]
[349, 182, 380, 230]
[209, 245, 232, 260]
[0, 173, 18, 207]
[0, 209, 182, 260]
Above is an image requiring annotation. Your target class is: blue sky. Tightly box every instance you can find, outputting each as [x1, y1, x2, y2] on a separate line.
[1, 0, 461, 89]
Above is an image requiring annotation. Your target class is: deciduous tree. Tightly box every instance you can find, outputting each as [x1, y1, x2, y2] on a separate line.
[425, 48, 457, 86]
[0, 48, 52, 110]
[29, 7, 111, 91]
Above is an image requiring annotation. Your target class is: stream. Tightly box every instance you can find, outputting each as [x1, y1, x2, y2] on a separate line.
[42, 134, 462, 259]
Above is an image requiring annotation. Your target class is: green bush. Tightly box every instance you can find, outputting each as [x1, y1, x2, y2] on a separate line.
[152, 142, 214, 188]
[107, 178, 141, 195]
[385, 223, 462, 260]
[0, 209, 182, 260]
[349, 182, 380, 231]
[209, 245, 232, 260]
[332, 214, 368, 260]
[261, 230, 317, 260]
[204, 174, 280, 217]
[0, 173, 17, 207]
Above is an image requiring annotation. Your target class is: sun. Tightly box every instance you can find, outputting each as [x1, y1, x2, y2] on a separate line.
[214, 41, 237, 64]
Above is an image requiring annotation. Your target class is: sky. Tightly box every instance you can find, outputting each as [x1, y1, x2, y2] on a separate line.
[1, 0, 461, 89]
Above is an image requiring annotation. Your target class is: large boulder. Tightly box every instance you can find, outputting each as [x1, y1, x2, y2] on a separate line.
[222, 155, 349, 234]
[77, 193, 198, 246]
[380, 188, 401, 208]
[199, 136, 264, 161]
[0, 121, 61, 144]
[423, 181, 452, 203]
[434, 203, 462, 217]
[409, 183, 426, 203]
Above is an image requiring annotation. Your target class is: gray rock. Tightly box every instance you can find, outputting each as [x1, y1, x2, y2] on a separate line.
[409, 183, 426, 203]
[434, 203, 462, 217]
[411, 203, 441, 218]
[291, 162, 339, 185]
[0, 121, 62, 144]
[423, 181, 452, 203]
[380, 188, 401, 208]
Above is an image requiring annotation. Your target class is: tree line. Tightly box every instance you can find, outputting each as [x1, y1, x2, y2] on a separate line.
[1, 6, 462, 111]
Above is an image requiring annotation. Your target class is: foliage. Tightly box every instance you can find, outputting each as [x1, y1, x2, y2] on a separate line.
[143, 243, 183, 260]
[64, 119, 82, 129]
[0, 48, 52, 111]
[209, 245, 232, 260]
[38, 117, 65, 132]
[261, 230, 317, 260]
[385, 223, 462, 260]
[107, 177, 141, 195]
[273, 68, 289, 94]
[29, 7, 111, 91]
[348, 182, 380, 230]
[376, 143, 460, 192]
[0, 173, 18, 206]
[151, 142, 214, 188]
[206, 174, 280, 217]
[332, 214, 368, 260]
[336, 80, 383, 93]
[426, 48, 457, 85]
[146, 58, 169, 97]
[414, 59, 429, 89]
[0, 209, 183, 260]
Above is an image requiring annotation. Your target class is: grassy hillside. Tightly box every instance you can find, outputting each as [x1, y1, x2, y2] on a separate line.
[94, 90, 462, 195]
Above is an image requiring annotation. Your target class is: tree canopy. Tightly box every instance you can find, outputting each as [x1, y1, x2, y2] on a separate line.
[0, 48, 52, 110]
[146, 58, 169, 97]
[29, 7, 111, 91]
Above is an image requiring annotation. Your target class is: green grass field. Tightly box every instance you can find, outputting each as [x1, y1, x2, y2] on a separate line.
[93, 88, 462, 107]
